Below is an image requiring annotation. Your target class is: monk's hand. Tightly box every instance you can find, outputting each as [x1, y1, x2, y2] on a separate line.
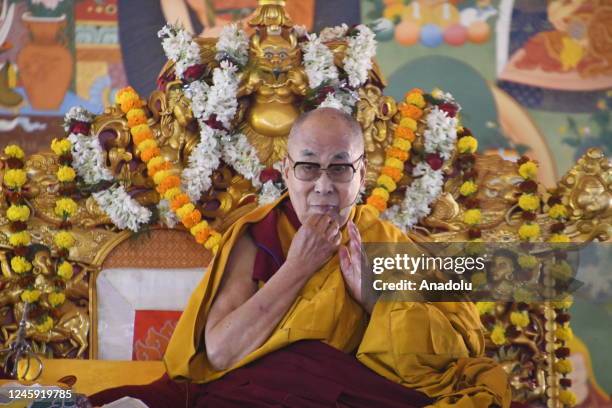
[339, 220, 374, 314]
[286, 214, 342, 278]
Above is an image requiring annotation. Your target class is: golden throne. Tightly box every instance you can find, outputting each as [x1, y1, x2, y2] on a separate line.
[0, 0, 611, 406]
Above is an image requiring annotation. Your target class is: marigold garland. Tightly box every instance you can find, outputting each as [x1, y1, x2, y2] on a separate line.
[116, 86, 222, 254]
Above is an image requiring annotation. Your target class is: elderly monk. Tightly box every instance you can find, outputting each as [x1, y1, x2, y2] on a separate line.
[90, 108, 511, 408]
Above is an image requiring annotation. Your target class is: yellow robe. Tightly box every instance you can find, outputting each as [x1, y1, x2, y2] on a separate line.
[164, 194, 511, 408]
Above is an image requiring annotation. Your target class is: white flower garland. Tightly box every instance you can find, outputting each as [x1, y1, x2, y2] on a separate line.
[67, 132, 113, 185]
[181, 126, 221, 201]
[63, 106, 94, 131]
[384, 104, 458, 231]
[92, 184, 152, 232]
[158, 24, 201, 78]
[300, 24, 376, 112]
[221, 133, 264, 188]
[215, 24, 249, 67]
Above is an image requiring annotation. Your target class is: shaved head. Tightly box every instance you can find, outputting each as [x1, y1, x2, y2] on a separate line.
[283, 107, 366, 226]
[288, 108, 364, 153]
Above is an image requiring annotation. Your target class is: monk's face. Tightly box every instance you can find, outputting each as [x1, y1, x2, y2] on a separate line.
[282, 110, 365, 227]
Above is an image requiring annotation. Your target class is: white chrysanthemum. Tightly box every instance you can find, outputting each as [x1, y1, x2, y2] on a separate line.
[204, 60, 239, 128]
[301, 33, 339, 89]
[319, 23, 349, 42]
[63, 106, 94, 131]
[92, 185, 152, 232]
[185, 81, 210, 119]
[158, 24, 201, 78]
[319, 92, 355, 114]
[258, 180, 283, 206]
[423, 106, 457, 160]
[67, 133, 113, 185]
[157, 199, 178, 228]
[222, 133, 264, 188]
[181, 125, 221, 202]
[216, 24, 249, 67]
[344, 25, 376, 88]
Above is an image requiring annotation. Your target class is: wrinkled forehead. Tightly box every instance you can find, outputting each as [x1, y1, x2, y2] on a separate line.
[288, 118, 363, 161]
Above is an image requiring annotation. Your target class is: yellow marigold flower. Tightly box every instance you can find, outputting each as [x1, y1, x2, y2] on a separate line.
[514, 288, 533, 303]
[518, 254, 538, 269]
[384, 157, 404, 170]
[4, 169, 27, 189]
[7, 205, 30, 222]
[54, 231, 75, 249]
[457, 136, 478, 154]
[54, 197, 78, 218]
[153, 169, 173, 185]
[35, 316, 54, 333]
[137, 138, 158, 153]
[176, 203, 195, 219]
[490, 325, 507, 346]
[510, 311, 530, 328]
[58, 261, 74, 280]
[20, 289, 41, 303]
[11, 256, 32, 274]
[518, 161, 538, 180]
[146, 156, 165, 172]
[51, 138, 72, 156]
[377, 174, 397, 192]
[559, 390, 576, 407]
[465, 239, 484, 255]
[9, 231, 31, 247]
[459, 180, 478, 196]
[476, 301, 495, 315]
[115, 86, 137, 104]
[131, 124, 153, 145]
[555, 325, 573, 342]
[190, 220, 210, 236]
[392, 138, 411, 152]
[548, 204, 568, 220]
[366, 195, 387, 212]
[372, 187, 390, 201]
[549, 234, 570, 244]
[163, 187, 182, 201]
[126, 109, 147, 127]
[431, 88, 444, 99]
[204, 231, 222, 252]
[552, 295, 573, 310]
[550, 260, 573, 281]
[555, 359, 573, 374]
[49, 292, 66, 308]
[56, 165, 76, 182]
[463, 209, 481, 225]
[471, 272, 487, 287]
[4, 144, 25, 159]
[399, 117, 417, 131]
[518, 222, 540, 241]
[518, 194, 540, 212]
[406, 92, 426, 108]
[118, 92, 142, 113]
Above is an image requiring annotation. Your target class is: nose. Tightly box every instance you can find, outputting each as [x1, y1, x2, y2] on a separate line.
[314, 171, 335, 196]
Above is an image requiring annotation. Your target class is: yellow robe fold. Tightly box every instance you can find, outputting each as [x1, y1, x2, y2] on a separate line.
[164, 194, 511, 408]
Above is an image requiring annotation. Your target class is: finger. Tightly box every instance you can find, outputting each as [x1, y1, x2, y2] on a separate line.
[332, 230, 342, 247]
[339, 245, 351, 274]
[324, 219, 340, 238]
[349, 220, 362, 244]
[313, 214, 332, 231]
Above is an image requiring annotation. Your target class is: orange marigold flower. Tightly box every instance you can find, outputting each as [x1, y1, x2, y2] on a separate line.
[367, 195, 387, 212]
[156, 175, 180, 194]
[147, 161, 172, 178]
[131, 124, 153, 145]
[171, 193, 191, 211]
[182, 210, 202, 229]
[126, 109, 147, 127]
[195, 227, 211, 245]
[141, 147, 161, 162]
[394, 126, 416, 142]
[398, 103, 423, 120]
[406, 88, 424, 95]
[120, 95, 143, 114]
[381, 166, 403, 182]
[386, 147, 409, 161]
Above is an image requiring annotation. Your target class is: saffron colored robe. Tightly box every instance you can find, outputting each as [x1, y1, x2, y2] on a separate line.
[159, 194, 511, 408]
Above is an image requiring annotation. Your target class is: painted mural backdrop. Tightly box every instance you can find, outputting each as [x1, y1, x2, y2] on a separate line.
[0, 0, 610, 401]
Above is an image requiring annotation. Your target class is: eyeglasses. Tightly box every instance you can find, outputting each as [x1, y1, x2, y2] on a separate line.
[287, 154, 364, 183]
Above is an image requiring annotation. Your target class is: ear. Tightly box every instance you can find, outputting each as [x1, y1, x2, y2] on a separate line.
[281, 157, 290, 184]
[359, 157, 367, 189]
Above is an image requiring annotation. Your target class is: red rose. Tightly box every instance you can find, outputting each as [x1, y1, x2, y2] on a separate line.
[259, 168, 281, 184]
[425, 153, 443, 170]
[183, 64, 207, 83]
[438, 102, 458, 118]
[204, 114, 225, 130]
[69, 121, 90, 135]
